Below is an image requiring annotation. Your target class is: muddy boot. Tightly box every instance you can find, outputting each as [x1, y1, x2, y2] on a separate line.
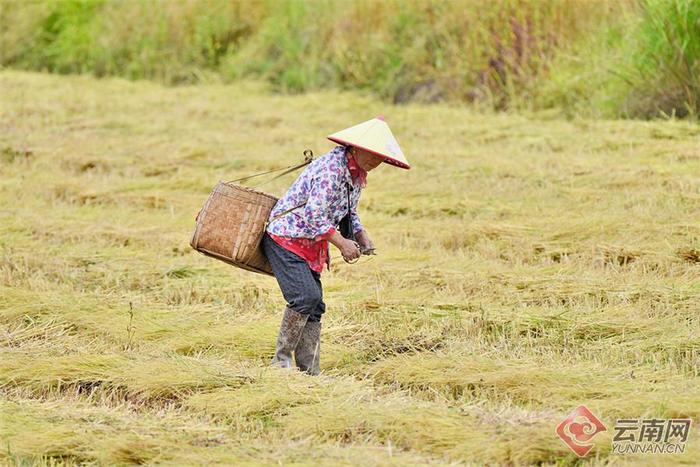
[295, 320, 321, 375]
[271, 306, 309, 369]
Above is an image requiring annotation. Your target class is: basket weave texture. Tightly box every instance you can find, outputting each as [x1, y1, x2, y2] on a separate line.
[190, 182, 278, 276]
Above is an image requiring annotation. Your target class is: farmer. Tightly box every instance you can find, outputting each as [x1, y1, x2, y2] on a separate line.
[262, 116, 410, 375]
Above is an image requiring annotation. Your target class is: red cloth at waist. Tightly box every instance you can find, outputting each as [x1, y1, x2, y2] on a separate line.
[268, 227, 336, 273]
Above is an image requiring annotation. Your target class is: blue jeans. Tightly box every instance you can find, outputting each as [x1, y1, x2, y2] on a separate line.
[262, 233, 326, 323]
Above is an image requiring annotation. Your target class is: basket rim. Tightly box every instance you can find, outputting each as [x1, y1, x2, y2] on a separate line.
[216, 181, 279, 201]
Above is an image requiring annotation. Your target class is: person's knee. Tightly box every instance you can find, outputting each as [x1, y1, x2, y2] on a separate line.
[296, 288, 322, 314]
[309, 300, 325, 322]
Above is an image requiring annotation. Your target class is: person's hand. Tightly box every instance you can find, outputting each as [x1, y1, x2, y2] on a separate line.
[355, 230, 375, 254]
[340, 238, 361, 262]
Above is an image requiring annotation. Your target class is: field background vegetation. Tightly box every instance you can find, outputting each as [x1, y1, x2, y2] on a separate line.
[2, 69, 700, 465]
[1, 0, 700, 119]
[1, 0, 700, 465]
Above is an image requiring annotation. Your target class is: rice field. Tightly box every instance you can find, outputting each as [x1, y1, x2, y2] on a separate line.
[1, 70, 699, 465]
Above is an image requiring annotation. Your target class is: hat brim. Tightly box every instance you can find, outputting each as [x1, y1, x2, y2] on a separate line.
[328, 136, 411, 169]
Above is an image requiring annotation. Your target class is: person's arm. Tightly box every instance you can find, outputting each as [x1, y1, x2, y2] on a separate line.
[348, 188, 374, 253]
[302, 158, 361, 261]
[354, 229, 374, 253]
[313, 227, 360, 262]
[301, 164, 340, 238]
[327, 229, 361, 261]
[349, 191, 363, 236]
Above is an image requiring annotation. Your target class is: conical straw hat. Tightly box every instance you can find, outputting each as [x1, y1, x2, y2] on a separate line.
[327, 116, 410, 169]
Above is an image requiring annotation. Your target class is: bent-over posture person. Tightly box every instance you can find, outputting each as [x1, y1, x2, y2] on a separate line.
[262, 116, 410, 375]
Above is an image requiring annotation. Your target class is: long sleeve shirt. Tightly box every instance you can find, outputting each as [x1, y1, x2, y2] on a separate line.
[266, 145, 366, 272]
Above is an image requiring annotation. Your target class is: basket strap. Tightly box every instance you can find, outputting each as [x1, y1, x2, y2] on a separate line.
[226, 149, 314, 187]
[265, 201, 307, 228]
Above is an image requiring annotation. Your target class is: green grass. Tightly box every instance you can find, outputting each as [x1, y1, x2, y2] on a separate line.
[538, 0, 700, 119]
[1, 70, 699, 465]
[623, 0, 700, 118]
[4, 0, 700, 118]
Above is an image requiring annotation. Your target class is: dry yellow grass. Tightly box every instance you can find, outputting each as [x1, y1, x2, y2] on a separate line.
[1, 70, 699, 465]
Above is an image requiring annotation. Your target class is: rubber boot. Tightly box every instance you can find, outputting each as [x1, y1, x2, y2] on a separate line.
[295, 320, 321, 375]
[271, 306, 309, 369]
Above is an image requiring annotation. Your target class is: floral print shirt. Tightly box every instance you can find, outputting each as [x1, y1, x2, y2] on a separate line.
[266, 145, 364, 240]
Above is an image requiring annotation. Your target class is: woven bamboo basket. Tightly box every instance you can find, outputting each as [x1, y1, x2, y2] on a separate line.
[190, 182, 278, 276]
